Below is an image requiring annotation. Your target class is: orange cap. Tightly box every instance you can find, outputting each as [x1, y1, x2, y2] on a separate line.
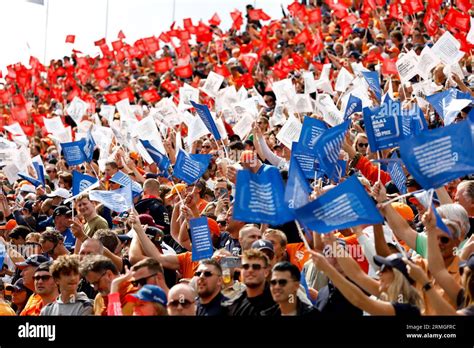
[207, 218, 220, 237]
[0, 219, 17, 230]
[391, 202, 414, 221]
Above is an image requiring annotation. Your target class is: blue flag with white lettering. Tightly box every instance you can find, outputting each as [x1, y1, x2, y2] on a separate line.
[173, 149, 211, 185]
[190, 101, 221, 141]
[363, 96, 401, 151]
[140, 139, 171, 175]
[189, 217, 214, 261]
[401, 104, 428, 137]
[285, 158, 311, 211]
[290, 142, 321, 180]
[362, 71, 381, 101]
[344, 94, 362, 120]
[83, 130, 96, 163]
[399, 120, 474, 189]
[233, 165, 294, 225]
[313, 120, 350, 180]
[72, 170, 98, 196]
[295, 175, 384, 233]
[413, 189, 451, 236]
[110, 171, 143, 198]
[32, 161, 45, 187]
[298, 116, 328, 150]
[426, 88, 473, 126]
[387, 152, 407, 194]
[89, 182, 133, 213]
[61, 139, 87, 166]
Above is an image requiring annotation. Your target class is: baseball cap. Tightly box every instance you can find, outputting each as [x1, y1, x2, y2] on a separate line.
[46, 188, 71, 199]
[391, 202, 414, 221]
[207, 218, 220, 237]
[373, 253, 415, 284]
[165, 184, 187, 200]
[15, 254, 51, 269]
[20, 185, 36, 194]
[6, 278, 28, 292]
[53, 206, 72, 218]
[348, 51, 361, 60]
[23, 201, 34, 213]
[0, 219, 17, 230]
[138, 214, 164, 230]
[252, 239, 274, 258]
[126, 285, 167, 306]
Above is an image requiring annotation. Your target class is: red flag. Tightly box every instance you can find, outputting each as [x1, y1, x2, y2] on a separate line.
[381, 58, 399, 76]
[443, 7, 470, 32]
[143, 37, 160, 54]
[427, 0, 443, 10]
[65, 35, 75, 44]
[183, 18, 194, 29]
[423, 9, 439, 36]
[104, 93, 120, 105]
[94, 38, 106, 46]
[174, 64, 193, 78]
[456, 0, 472, 12]
[161, 80, 179, 94]
[294, 28, 312, 44]
[158, 32, 171, 43]
[12, 94, 27, 106]
[209, 13, 221, 26]
[178, 29, 191, 41]
[230, 9, 243, 30]
[111, 40, 123, 51]
[20, 123, 35, 137]
[100, 44, 112, 57]
[389, 1, 404, 20]
[288, 1, 306, 21]
[248, 9, 271, 21]
[141, 89, 161, 103]
[93, 67, 109, 80]
[118, 87, 135, 102]
[118, 30, 126, 39]
[240, 53, 258, 72]
[154, 57, 173, 73]
[402, 0, 424, 15]
[308, 8, 322, 23]
[214, 64, 231, 78]
[10, 105, 28, 122]
[236, 73, 254, 89]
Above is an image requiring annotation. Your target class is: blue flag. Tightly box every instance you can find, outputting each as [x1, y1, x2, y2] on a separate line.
[285, 158, 311, 211]
[399, 120, 474, 189]
[413, 190, 451, 236]
[363, 96, 401, 151]
[401, 104, 428, 137]
[61, 139, 87, 166]
[0, 243, 5, 270]
[290, 141, 321, 180]
[110, 171, 143, 198]
[362, 71, 381, 101]
[18, 172, 42, 187]
[233, 165, 294, 225]
[426, 88, 473, 126]
[387, 152, 407, 194]
[72, 170, 98, 196]
[83, 130, 96, 163]
[300, 268, 316, 305]
[173, 149, 211, 185]
[89, 183, 133, 213]
[295, 175, 384, 233]
[140, 139, 170, 175]
[298, 116, 328, 150]
[190, 101, 221, 141]
[313, 120, 350, 180]
[344, 94, 362, 120]
[32, 162, 45, 186]
[189, 217, 214, 261]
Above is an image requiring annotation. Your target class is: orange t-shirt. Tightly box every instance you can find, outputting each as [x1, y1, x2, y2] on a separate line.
[0, 301, 15, 316]
[334, 232, 369, 274]
[177, 251, 200, 279]
[286, 243, 310, 271]
[197, 198, 209, 213]
[20, 293, 44, 316]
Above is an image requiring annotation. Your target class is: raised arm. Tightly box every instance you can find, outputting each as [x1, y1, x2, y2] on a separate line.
[373, 182, 417, 249]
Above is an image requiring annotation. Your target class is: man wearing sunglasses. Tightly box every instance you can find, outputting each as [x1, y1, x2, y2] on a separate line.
[32, 262, 58, 314]
[222, 249, 275, 316]
[262, 261, 320, 317]
[167, 283, 197, 316]
[39, 230, 69, 260]
[130, 258, 169, 294]
[195, 259, 228, 316]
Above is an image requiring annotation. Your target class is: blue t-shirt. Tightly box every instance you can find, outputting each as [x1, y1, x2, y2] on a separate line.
[61, 228, 76, 250]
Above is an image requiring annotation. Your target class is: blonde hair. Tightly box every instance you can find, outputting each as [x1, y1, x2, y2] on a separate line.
[380, 269, 424, 311]
[263, 229, 287, 247]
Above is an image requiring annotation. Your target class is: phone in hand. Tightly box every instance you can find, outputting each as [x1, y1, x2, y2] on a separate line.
[219, 188, 228, 199]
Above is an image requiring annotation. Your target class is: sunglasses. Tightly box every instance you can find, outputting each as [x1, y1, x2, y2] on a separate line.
[168, 299, 195, 308]
[357, 143, 369, 148]
[33, 275, 52, 281]
[241, 263, 263, 271]
[194, 271, 215, 278]
[217, 221, 227, 226]
[202, 145, 211, 149]
[439, 236, 451, 244]
[270, 278, 291, 287]
[131, 273, 158, 287]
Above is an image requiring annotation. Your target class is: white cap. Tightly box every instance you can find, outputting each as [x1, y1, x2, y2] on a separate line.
[19, 185, 36, 193]
[46, 188, 71, 199]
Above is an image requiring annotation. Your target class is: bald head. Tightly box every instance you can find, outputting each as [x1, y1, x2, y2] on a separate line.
[239, 225, 262, 251]
[143, 179, 160, 197]
[167, 283, 197, 316]
[79, 239, 104, 258]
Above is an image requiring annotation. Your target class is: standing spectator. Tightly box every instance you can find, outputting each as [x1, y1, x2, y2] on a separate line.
[74, 194, 109, 238]
[195, 259, 228, 316]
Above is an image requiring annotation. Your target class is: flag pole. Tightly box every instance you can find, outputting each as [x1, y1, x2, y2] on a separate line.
[43, 0, 50, 65]
[105, 0, 109, 40]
